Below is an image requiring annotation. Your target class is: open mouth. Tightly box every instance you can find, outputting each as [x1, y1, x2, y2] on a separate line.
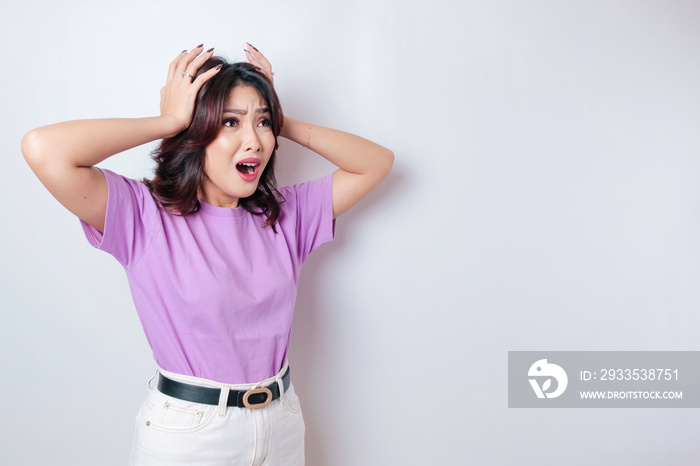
[236, 162, 258, 175]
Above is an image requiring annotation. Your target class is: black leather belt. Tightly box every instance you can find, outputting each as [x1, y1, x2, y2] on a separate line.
[157, 366, 291, 409]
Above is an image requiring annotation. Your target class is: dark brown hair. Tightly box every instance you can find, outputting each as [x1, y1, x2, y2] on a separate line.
[143, 57, 284, 230]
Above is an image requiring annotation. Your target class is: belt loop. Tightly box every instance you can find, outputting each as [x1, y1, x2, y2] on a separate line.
[277, 378, 285, 402]
[218, 385, 230, 417]
[146, 368, 159, 391]
[278, 362, 288, 400]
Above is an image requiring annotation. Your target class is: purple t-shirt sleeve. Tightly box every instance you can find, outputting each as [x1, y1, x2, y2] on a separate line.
[284, 173, 335, 263]
[79, 167, 158, 269]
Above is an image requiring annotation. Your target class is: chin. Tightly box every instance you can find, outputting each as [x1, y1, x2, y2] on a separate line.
[234, 184, 260, 200]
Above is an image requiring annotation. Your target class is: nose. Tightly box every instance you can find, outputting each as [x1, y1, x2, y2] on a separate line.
[242, 124, 262, 152]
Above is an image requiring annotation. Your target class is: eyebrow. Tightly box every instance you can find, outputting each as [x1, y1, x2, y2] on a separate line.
[222, 107, 271, 115]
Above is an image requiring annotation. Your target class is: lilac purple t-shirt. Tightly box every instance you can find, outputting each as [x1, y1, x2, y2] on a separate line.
[80, 168, 334, 384]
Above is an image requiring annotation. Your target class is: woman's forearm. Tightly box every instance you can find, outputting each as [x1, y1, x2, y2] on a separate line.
[280, 116, 394, 175]
[22, 47, 222, 169]
[280, 115, 394, 218]
[22, 115, 182, 168]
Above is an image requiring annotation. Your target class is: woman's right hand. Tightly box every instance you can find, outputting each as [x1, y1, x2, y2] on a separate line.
[22, 46, 222, 234]
[159, 45, 222, 135]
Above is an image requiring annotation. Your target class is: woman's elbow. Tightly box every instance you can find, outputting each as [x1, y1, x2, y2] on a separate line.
[21, 129, 44, 165]
[379, 148, 394, 178]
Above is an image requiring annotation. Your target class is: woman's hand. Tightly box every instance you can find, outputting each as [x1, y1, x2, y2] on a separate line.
[159, 45, 221, 135]
[244, 43, 274, 86]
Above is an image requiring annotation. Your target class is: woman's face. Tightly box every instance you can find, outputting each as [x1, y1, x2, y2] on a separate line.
[199, 85, 275, 208]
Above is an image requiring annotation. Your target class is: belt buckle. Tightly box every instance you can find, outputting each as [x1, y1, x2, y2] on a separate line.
[242, 387, 272, 409]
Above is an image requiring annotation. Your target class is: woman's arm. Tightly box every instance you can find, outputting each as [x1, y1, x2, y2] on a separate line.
[244, 44, 394, 218]
[23, 116, 185, 168]
[21, 46, 219, 233]
[280, 116, 394, 218]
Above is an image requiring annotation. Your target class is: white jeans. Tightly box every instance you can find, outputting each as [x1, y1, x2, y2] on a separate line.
[128, 364, 305, 465]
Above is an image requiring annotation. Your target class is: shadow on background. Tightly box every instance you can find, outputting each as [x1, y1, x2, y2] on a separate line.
[288, 164, 403, 465]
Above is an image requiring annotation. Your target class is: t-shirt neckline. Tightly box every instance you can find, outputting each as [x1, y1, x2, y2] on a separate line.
[197, 198, 247, 218]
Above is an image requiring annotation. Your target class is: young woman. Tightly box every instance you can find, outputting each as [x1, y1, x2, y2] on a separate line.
[22, 44, 393, 465]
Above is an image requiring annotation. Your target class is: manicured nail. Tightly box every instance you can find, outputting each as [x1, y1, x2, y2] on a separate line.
[181, 50, 187, 53]
[215, 64, 223, 71]
[246, 42, 259, 51]
[207, 48, 215, 53]
[196, 43, 203, 48]
[243, 49, 251, 54]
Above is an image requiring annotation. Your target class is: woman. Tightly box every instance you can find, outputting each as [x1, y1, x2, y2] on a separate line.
[21, 44, 393, 465]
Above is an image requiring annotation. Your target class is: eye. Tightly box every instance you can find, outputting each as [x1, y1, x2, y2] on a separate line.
[222, 117, 239, 127]
[258, 118, 272, 128]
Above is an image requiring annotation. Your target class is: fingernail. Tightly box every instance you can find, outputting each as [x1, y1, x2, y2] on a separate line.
[206, 47, 214, 53]
[246, 42, 259, 51]
[181, 50, 187, 54]
[215, 64, 223, 71]
[196, 43, 203, 48]
[243, 49, 251, 54]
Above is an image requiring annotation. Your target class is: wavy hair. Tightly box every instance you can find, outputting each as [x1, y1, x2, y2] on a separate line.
[142, 57, 284, 230]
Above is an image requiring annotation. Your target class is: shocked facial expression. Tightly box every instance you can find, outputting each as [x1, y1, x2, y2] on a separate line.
[199, 85, 275, 208]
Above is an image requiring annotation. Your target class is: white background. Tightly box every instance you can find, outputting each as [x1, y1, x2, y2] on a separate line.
[2, 1, 700, 465]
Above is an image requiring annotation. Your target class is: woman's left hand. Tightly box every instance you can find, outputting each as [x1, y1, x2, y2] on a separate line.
[244, 43, 274, 86]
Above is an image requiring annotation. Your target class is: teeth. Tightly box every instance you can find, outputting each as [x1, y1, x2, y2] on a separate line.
[238, 162, 258, 175]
